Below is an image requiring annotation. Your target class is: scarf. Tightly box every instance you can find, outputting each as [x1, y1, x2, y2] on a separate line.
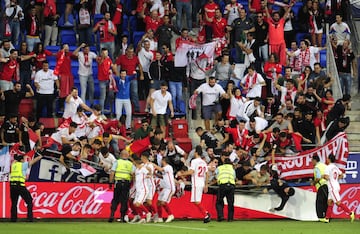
[84, 53, 89, 66]
[30, 16, 37, 35]
[244, 72, 257, 90]
[54, 50, 65, 76]
[300, 48, 310, 70]
[342, 47, 350, 68]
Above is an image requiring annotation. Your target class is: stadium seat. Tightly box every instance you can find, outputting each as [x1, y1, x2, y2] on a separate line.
[320, 50, 326, 68]
[133, 31, 145, 47]
[175, 137, 192, 153]
[60, 29, 77, 45]
[94, 14, 104, 25]
[132, 100, 149, 117]
[46, 45, 60, 53]
[172, 119, 188, 138]
[18, 99, 34, 119]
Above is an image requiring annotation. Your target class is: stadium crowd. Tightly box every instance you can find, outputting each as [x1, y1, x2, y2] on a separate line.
[0, 0, 356, 223]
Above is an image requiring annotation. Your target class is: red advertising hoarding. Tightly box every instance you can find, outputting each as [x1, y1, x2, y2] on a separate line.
[1, 182, 359, 220]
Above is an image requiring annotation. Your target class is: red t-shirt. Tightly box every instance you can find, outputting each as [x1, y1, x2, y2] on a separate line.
[0, 59, 17, 81]
[144, 16, 163, 32]
[225, 127, 248, 148]
[32, 50, 52, 70]
[164, 52, 174, 62]
[115, 55, 140, 75]
[249, 0, 262, 12]
[112, 4, 122, 25]
[212, 17, 227, 38]
[95, 20, 116, 43]
[56, 51, 73, 75]
[97, 57, 112, 81]
[204, 3, 219, 25]
[263, 62, 282, 79]
[267, 18, 285, 44]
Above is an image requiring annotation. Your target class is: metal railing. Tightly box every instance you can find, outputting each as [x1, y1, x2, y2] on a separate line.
[326, 24, 343, 100]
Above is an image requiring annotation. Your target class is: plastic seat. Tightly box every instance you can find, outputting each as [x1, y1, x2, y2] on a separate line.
[132, 31, 145, 47]
[60, 30, 77, 45]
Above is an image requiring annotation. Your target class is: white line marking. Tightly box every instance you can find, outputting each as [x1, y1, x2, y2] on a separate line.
[129, 223, 208, 231]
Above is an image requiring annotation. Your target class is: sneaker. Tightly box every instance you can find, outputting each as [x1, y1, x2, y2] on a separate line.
[156, 218, 163, 223]
[108, 217, 114, 223]
[124, 215, 129, 223]
[146, 212, 152, 223]
[350, 211, 355, 222]
[203, 213, 211, 223]
[137, 218, 146, 224]
[130, 215, 140, 223]
[153, 213, 159, 223]
[319, 218, 329, 223]
[165, 214, 174, 223]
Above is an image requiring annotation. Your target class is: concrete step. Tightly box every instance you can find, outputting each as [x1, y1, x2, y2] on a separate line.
[346, 110, 360, 121]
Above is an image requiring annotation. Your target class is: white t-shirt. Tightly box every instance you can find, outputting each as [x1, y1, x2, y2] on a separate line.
[135, 165, 149, 191]
[160, 164, 175, 190]
[325, 163, 342, 191]
[309, 46, 320, 70]
[245, 116, 268, 132]
[240, 72, 265, 98]
[151, 90, 172, 114]
[229, 96, 246, 118]
[71, 113, 88, 138]
[51, 128, 78, 144]
[190, 157, 208, 187]
[78, 51, 97, 76]
[196, 83, 225, 106]
[34, 69, 58, 94]
[224, 3, 242, 25]
[145, 162, 155, 190]
[63, 96, 84, 119]
[138, 48, 154, 73]
[99, 152, 117, 172]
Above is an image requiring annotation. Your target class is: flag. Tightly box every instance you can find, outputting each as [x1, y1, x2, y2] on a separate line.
[175, 41, 216, 67]
[189, 93, 198, 110]
[0, 146, 11, 181]
[126, 137, 151, 156]
[291, 132, 303, 151]
[28, 128, 39, 150]
[78, 162, 97, 177]
[9, 143, 24, 158]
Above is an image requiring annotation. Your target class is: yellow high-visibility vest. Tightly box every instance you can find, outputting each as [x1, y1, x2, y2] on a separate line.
[314, 162, 327, 190]
[217, 164, 235, 185]
[114, 159, 133, 181]
[10, 162, 25, 186]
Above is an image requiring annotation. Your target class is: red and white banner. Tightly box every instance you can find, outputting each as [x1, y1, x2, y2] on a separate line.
[1, 182, 359, 220]
[275, 132, 349, 180]
[174, 41, 216, 67]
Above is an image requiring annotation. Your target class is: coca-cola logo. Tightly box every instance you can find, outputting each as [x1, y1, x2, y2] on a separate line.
[332, 187, 360, 215]
[18, 185, 108, 216]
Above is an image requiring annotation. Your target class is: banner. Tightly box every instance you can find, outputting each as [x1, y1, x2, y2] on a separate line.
[174, 41, 216, 67]
[344, 153, 360, 183]
[1, 182, 359, 220]
[0, 146, 11, 182]
[275, 132, 349, 180]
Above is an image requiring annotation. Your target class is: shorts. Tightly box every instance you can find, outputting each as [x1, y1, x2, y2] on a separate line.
[151, 114, 167, 127]
[158, 188, 175, 203]
[146, 183, 155, 200]
[328, 187, 341, 203]
[191, 185, 204, 203]
[134, 189, 148, 204]
[150, 80, 162, 90]
[129, 185, 136, 199]
[202, 104, 222, 120]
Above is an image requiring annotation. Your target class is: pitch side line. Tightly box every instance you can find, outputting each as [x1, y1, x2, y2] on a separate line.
[130, 223, 208, 231]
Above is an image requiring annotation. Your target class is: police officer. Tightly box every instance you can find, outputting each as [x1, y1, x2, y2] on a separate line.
[108, 150, 134, 222]
[311, 155, 328, 222]
[215, 157, 236, 222]
[10, 153, 42, 222]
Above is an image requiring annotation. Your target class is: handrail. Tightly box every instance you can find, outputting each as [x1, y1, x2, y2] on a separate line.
[326, 23, 343, 100]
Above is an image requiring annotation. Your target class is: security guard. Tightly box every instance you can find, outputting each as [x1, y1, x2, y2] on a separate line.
[10, 154, 42, 222]
[108, 150, 134, 222]
[215, 157, 236, 222]
[311, 155, 328, 222]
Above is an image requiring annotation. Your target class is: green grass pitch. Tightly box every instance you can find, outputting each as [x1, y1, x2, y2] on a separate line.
[0, 220, 359, 234]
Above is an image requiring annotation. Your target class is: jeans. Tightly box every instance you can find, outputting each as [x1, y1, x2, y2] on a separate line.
[176, 1, 192, 31]
[37, 93, 55, 118]
[259, 44, 269, 62]
[26, 36, 41, 52]
[99, 80, 109, 112]
[78, 27, 93, 46]
[169, 81, 183, 111]
[9, 21, 20, 47]
[79, 74, 95, 105]
[217, 80, 228, 89]
[0, 80, 13, 91]
[192, 0, 206, 24]
[115, 99, 132, 128]
[100, 41, 115, 60]
[339, 72, 352, 95]
[130, 78, 140, 112]
[44, 23, 59, 47]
